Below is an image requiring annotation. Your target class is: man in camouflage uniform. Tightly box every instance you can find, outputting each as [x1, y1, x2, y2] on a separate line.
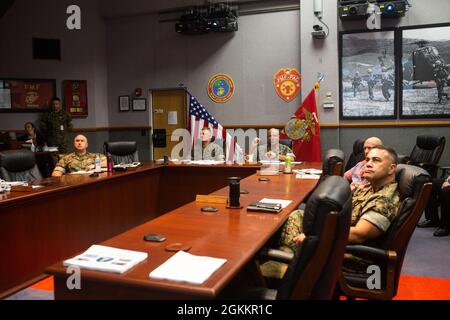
[192, 127, 225, 161]
[52, 134, 106, 176]
[433, 60, 449, 104]
[250, 128, 293, 162]
[40, 97, 72, 154]
[261, 146, 400, 278]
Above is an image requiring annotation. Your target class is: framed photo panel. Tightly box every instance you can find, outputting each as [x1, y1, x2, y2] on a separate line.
[340, 30, 397, 120]
[63, 80, 88, 118]
[132, 98, 146, 111]
[119, 95, 130, 112]
[400, 23, 450, 118]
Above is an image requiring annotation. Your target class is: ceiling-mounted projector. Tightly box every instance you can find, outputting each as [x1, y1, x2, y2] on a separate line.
[338, 0, 408, 20]
[175, 3, 238, 34]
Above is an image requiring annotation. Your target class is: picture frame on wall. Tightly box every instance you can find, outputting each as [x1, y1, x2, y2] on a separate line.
[119, 95, 130, 112]
[0, 78, 56, 113]
[400, 23, 450, 118]
[63, 80, 88, 118]
[132, 98, 146, 111]
[339, 29, 397, 120]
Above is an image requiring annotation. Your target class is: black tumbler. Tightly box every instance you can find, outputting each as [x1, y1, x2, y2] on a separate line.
[228, 177, 241, 208]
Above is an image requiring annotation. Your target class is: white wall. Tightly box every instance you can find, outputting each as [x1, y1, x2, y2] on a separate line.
[106, 8, 301, 127]
[0, 0, 108, 130]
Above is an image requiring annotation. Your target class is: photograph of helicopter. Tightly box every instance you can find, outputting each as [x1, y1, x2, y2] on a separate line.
[340, 30, 396, 119]
[401, 25, 450, 118]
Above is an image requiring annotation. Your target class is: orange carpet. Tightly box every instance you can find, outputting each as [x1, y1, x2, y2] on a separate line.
[27, 274, 450, 299]
[394, 275, 450, 300]
[30, 276, 54, 291]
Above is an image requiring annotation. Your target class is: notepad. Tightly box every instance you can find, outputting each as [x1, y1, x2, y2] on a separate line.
[149, 251, 227, 284]
[63, 245, 148, 274]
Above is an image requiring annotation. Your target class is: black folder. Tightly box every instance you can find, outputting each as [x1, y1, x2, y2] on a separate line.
[246, 202, 282, 213]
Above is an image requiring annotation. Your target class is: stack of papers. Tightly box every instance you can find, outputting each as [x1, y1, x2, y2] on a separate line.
[69, 168, 108, 175]
[259, 198, 293, 208]
[114, 162, 141, 168]
[63, 245, 148, 274]
[149, 251, 227, 284]
[185, 160, 225, 165]
[294, 168, 322, 180]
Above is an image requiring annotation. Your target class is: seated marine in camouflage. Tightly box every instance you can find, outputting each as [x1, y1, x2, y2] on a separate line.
[249, 128, 293, 162]
[192, 127, 225, 161]
[52, 134, 106, 176]
[261, 146, 400, 278]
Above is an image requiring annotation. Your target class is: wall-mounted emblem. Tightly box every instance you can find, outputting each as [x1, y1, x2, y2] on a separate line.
[207, 74, 235, 103]
[274, 68, 301, 102]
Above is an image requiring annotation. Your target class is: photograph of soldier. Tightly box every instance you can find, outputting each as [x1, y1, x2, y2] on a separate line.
[401, 26, 450, 117]
[40, 97, 73, 154]
[341, 31, 396, 119]
[367, 69, 376, 100]
[381, 68, 395, 102]
[433, 60, 449, 103]
[352, 72, 362, 97]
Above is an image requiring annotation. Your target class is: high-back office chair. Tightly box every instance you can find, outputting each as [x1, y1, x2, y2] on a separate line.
[401, 135, 445, 178]
[104, 141, 139, 165]
[338, 164, 432, 300]
[321, 148, 345, 180]
[0, 149, 43, 181]
[279, 139, 293, 150]
[237, 176, 352, 300]
[344, 138, 365, 172]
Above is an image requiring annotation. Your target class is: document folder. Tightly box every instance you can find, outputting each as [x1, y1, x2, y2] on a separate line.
[246, 201, 282, 213]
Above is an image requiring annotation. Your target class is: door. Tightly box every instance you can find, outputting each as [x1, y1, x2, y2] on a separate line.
[151, 89, 187, 160]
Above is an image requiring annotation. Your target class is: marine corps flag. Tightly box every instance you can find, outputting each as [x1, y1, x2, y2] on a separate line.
[281, 86, 321, 162]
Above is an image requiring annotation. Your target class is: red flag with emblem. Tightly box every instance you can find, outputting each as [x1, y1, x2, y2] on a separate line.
[281, 86, 321, 162]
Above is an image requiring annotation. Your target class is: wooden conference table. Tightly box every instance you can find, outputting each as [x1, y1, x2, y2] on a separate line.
[44, 162, 321, 300]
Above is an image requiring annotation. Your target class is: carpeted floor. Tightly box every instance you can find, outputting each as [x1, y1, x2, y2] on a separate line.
[5, 216, 450, 300]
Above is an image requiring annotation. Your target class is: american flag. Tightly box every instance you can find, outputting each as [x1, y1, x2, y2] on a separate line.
[189, 95, 243, 163]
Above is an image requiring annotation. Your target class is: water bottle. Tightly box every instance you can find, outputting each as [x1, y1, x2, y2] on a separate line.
[107, 153, 114, 172]
[228, 177, 241, 208]
[284, 153, 293, 174]
[95, 154, 101, 173]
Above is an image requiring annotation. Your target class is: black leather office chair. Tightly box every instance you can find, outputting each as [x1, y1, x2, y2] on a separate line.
[104, 141, 139, 165]
[279, 139, 293, 150]
[228, 176, 352, 300]
[401, 135, 445, 178]
[338, 164, 432, 300]
[344, 138, 365, 172]
[320, 148, 345, 181]
[0, 149, 43, 181]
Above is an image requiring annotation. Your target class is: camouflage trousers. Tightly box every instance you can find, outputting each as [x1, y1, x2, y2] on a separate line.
[260, 209, 372, 278]
[259, 210, 304, 279]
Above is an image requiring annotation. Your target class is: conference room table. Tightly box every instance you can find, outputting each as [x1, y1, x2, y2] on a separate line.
[1, 162, 270, 298]
[42, 161, 321, 300]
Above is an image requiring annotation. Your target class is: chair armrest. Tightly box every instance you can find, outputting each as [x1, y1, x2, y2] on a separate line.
[257, 247, 294, 264]
[398, 155, 409, 164]
[346, 245, 392, 263]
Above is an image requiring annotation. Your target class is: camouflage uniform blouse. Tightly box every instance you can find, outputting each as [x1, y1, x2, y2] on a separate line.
[351, 182, 400, 232]
[254, 144, 293, 161]
[40, 110, 72, 154]
[53, 152, 106, 174]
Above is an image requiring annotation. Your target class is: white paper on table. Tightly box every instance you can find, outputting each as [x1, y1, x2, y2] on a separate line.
[149, 250, 227, 285]
[168, 111, 178, 125]
[296, 173, 321, 180]
[189, 160, 225, 165]
[259, 198, 293, 209]
[63, 245, 148, 274]
[294, 168, 323, 175]
[4, 181, 27, 186]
